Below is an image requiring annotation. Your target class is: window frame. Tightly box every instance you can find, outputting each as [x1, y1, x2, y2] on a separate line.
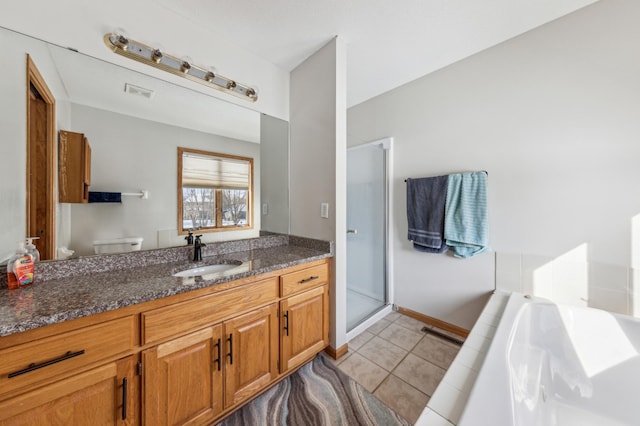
[177, 146, 253, 235]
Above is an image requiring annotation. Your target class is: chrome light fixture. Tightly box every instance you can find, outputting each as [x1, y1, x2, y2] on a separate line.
[104, 33, 258, 102]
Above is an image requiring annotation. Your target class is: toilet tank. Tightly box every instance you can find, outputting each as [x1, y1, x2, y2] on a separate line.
[93, 237, 144, 254]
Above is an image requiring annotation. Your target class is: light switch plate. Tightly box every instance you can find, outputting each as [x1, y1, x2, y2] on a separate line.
[321, 202, 329, 218]
[262, 203, 268, 215]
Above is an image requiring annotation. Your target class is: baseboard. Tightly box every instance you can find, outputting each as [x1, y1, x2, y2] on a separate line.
[324, 343, 349, 360]
[397, 306, 470, 338]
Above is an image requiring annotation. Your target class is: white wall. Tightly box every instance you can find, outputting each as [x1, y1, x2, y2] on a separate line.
[348, 0, 640, 329]
[290, 38, 348, 349]
[0, 1, 289, 121]
[260, 114, 290, 234]
[68, 104, 260, 255]
[0, 28, 71, 261]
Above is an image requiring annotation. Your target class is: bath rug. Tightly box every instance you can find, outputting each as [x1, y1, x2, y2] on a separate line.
[216, 353, 410, 426]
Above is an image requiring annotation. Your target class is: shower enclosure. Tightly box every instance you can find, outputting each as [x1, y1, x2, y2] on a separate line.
[346, 138, 392, 331]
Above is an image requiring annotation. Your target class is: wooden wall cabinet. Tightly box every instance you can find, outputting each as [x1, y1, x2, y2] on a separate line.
[58, 129, 91, 203]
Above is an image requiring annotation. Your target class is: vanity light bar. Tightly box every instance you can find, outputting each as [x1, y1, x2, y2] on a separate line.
[104, 33, 258, 102]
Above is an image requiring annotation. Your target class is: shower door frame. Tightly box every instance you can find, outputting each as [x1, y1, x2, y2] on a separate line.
[346, 137, 394, 339]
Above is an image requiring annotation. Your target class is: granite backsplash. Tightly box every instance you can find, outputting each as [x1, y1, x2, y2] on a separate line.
[0, 234, 332, 288]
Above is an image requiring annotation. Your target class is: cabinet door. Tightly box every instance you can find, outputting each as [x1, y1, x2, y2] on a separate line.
[83, 136, 91, 191]
[143, 325, 223, 426]
[58, 130, 91, 203]
[223, 303, 278, 408]
[280, 285, 329, 372]
[0, 356, 136, 425]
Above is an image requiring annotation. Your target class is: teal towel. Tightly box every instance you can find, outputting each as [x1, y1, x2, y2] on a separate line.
[444, 172, 489, 258]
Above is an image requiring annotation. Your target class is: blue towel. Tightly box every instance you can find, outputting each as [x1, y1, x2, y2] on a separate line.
[88, 191, 122, 203]
[444, 172, 488, 258]
[406, 176, 448, 253]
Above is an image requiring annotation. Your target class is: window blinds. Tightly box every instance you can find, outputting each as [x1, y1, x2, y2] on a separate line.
[182, 152, 250, 190]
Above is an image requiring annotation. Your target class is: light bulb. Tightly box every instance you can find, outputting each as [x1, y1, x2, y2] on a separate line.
[151, 49, 163, 63]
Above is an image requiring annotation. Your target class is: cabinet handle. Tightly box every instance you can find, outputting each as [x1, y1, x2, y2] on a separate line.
[227, 334, 233, 365]
[121, 377, 128, 420]
[7, 350, 85, 378]
[299, 276, 319, 284]
[283, 311, 289, 336]
[214, 338, 221, 371]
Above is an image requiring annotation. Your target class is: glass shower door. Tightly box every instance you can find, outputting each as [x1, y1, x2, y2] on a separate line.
[347, 143, 387, 331]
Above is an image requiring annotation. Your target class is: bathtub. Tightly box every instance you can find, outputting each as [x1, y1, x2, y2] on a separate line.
[458, 292, 640, 426]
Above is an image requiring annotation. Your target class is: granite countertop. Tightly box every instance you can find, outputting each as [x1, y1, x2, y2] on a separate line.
[0, 242, 331, 337]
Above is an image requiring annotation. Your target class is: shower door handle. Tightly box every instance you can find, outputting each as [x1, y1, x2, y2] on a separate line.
[347, 229, 358, 234]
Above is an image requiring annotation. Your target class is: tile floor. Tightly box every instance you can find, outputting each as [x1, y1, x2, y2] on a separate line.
[330, 312, 465, 424]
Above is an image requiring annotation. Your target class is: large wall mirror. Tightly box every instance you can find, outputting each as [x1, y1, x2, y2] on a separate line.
[0, 25, 289, 262]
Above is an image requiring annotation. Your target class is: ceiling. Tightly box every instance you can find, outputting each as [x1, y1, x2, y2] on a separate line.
[0, 0, 600, 115]
[152, 0, 599, 107]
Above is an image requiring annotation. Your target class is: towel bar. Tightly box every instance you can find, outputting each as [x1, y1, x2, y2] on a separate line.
[404, 170, 488, 182]
[122, 190, 149, 199]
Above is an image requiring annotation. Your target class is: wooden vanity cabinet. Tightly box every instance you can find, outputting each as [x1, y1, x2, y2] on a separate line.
[280, 285, 329, 373]
[142, 303, 279, 425]
[0, 258, 330, 426]
[143, 325, 224, 426]
[223, 303, 279, 408]
[279, 262, 330, 373]
[0, 312, 138, 426]
[58, 129, 91, 203]
[142, 286, 280, 425]
[0, 355, 136, 426]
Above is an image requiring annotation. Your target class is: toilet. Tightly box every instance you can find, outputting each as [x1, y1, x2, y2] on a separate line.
[93, 237, 144, 254]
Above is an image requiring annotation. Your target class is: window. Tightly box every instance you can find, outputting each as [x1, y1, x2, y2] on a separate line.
[178, 147, 253, 233]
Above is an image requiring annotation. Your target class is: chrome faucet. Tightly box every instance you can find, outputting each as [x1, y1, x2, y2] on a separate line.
[193, 235, 205, 261]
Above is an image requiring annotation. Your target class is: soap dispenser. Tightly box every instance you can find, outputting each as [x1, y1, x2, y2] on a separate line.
[25, 237, 40, 263]
[7, 241, 35, 289]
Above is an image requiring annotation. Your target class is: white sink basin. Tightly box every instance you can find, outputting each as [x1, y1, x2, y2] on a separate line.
[173, 263, 241, 278]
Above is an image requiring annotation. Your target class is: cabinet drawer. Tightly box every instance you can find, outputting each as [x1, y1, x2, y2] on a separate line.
[142, 277, 278, 345]
[0, 315, 135, 397]
[280, 263, 329, 297]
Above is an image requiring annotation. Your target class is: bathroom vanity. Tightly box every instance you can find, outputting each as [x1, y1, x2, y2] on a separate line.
[0, 235, 332, 425]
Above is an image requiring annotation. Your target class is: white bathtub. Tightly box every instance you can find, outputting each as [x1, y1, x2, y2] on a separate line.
[459, 292, 640, 426]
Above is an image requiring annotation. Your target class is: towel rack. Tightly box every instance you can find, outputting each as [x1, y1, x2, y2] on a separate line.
[405, 170, 488, 183]
[122, 190, 149, 199]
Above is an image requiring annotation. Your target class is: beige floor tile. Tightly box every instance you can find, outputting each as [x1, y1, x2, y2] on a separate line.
[384, 311, 402, 322]
[348, 330, 375, 351]
[378, 322, 424, 350]
[374, 375, 430, 424]
[357, 336, 408, 371]
[366, 318, 392, 335]
[337, 351, 353, 366]
[412, 334, 460, 369]
[394, 315, 430, 333]
[338, 352, 388, 393]
[393, 353, 445, 396]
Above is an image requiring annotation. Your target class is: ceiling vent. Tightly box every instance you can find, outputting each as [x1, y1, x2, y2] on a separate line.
[124, 83, 155, 99]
